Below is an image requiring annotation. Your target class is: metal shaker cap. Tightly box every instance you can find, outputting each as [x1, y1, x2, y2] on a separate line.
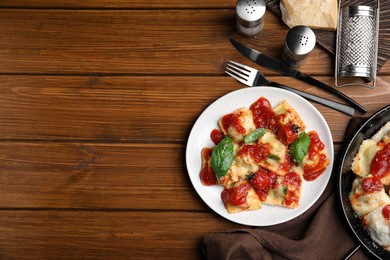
[282, 26, 316, 67]
[236, 0, 266, 37]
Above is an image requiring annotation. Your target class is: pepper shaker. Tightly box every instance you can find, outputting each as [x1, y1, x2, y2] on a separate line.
[236, 0, 266, 37]
[282, 26, 316, 67]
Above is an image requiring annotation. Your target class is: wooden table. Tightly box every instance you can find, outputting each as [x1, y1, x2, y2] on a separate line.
[0, 1, 389, 259]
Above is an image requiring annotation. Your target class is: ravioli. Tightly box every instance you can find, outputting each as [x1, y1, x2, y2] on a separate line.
[273, 100, 306, 132]
[263, 171, 302, 209]
[258, 132, 290, 176]
[363, 204, 390, 250]
[349, 121, 390, 252]
[219, 107, 256, 142]
[200, 97, 330, 214]
[352, 122, 390, 183]
[349, 175, 390, 217]
[221, 181, 262, 213]
[351, 139, 380, 178]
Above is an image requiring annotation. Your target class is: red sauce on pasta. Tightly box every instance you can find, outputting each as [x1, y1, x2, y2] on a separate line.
[221, 113, 246, 135]
[200, 148, 218, 186]
[283, 172, 301, 206]
[249, 169, 271, 201]
[370, 143, 390, 179]
[250, 97, 280, 133]
[210, 129, 224, 145]
[277, 125, 299, 145]
[221, 182, 251, 206]
[303, 131, 327, 181]
[362, 176, 383, 194]
[238, 144, 271, 164]
[382, 204, 390, 222]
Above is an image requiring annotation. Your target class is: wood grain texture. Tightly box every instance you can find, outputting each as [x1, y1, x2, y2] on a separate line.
[0, 210, 242, 259]
[0, 141, 341, 210]
[0, 75, 389, 142]
[0, 0, 237, 8]
[0, 3, 389, 259]
[0, 9, 334, 75]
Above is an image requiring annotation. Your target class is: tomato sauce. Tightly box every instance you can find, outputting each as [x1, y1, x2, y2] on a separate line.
[277, 125, 299, 145]
[210, 129, 224, 145]
[370, 143, 390, 179]
[221, 182, 251, 206]
[308, 131, 325, 159]
[200, 148, 218, 186]
[221, 113, 246, 135]
[250, 97, 280, 134]
[382, 204, 390, 222]
[361, 176, 383, 194]
[284, 172, 301, 189]
[280, 153, 294, 173]
[238, 143, 271, 164]
[283, 172, 301, 206]
[248, 169, 271, 201]
[303, 132, 327, 181]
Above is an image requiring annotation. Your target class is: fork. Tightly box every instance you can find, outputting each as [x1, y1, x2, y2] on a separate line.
[225, 60, 355, 116]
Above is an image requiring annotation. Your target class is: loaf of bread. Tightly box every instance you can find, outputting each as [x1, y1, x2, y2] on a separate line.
[280, 0, 338, 30]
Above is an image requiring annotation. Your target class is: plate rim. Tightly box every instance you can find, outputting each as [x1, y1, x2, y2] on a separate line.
[186, 87, 334, 226]
[337, 104, 390, 259]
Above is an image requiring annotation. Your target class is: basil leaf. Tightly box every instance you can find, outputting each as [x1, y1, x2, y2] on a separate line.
[211, 136, 234, 184]
[289, 131, 310, 163]
[244, 128, 266, 144]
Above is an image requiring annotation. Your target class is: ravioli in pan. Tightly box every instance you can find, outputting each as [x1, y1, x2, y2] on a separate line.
[200, 96, 330, 214]
[350, 121, 390, 252]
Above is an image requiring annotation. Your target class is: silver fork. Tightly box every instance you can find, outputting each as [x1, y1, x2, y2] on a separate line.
[225, 60, 355, 116]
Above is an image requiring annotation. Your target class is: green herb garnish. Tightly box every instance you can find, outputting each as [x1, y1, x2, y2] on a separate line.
[244, 128, 266, 144]
[268, 154, 281, 161]
[211, 135, 234, 184]
[289, 131, 310, 163]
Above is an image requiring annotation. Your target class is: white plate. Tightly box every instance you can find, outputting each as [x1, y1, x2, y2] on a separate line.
[186, 87, 334, 226]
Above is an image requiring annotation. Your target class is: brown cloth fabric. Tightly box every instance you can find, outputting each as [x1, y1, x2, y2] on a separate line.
[202, 118, 373, 260]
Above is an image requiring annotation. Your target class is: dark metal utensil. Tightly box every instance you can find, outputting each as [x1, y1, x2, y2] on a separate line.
[225, 60, 356, 116]
[230, 38, 367, 114]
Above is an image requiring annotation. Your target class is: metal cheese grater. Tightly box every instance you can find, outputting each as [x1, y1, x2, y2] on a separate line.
[335, 0, 380, 88]
[235, 0, 266, 37]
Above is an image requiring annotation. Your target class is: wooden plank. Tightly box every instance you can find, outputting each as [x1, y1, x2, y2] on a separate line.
[0, 9, 338, 75]
[0, 9, 388, 75]
[0, 142, 342, 209]
[0, 142, 206, 210]
[0, 210, 242, 259]
[0, 0, 237, 9]
[1, 75, 388, 142]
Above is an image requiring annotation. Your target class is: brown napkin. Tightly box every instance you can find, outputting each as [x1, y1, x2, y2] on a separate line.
[202, 118, 372, 260]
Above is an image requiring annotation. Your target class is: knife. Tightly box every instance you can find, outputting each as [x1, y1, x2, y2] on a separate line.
[230, 38, 367, 114]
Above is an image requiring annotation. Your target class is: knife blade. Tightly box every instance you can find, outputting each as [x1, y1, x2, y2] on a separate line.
[230, 38, 367, 114]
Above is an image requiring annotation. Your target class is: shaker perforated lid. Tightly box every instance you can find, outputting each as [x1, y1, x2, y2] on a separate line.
[285, 26, 316, 57]
[236, 0, 266, 27]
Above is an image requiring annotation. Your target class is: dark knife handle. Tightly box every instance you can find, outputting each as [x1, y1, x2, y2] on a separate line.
[295, 72, 367, 113]
[268, 81, 355, 116]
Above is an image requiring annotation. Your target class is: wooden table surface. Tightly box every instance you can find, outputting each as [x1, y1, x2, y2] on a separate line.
[0, 1, 389, 259]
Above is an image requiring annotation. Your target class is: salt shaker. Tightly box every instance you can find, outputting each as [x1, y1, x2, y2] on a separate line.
[282, 26, 316, 67]
[236, 0, 266, 37]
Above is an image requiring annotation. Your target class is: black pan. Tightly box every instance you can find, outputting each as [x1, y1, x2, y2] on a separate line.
[338, 105, 390, 260]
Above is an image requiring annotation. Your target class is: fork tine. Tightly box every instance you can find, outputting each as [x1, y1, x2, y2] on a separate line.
[225, 69, 250, 86]
[225, 60, 257, 87]
[226, 60, 251, 76]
